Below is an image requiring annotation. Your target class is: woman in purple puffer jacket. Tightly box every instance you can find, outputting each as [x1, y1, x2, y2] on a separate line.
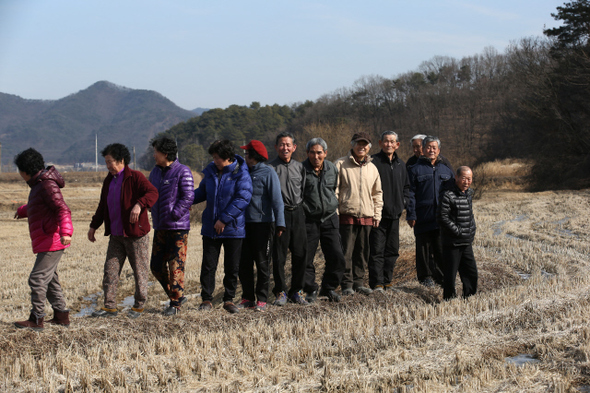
[13, 148, 73, 331]
[149, 136, 194, 315]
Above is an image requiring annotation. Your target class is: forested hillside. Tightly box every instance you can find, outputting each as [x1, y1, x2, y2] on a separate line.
[154, 1, 590, 190]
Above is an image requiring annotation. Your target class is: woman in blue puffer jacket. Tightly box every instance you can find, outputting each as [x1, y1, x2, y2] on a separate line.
[149, 136, 194, 316]
[193, 140, 252, 314]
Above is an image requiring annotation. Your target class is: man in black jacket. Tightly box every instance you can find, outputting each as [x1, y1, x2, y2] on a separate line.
[301, 137, 345, 303]
[437, 166, 477, 300]
[369, 131, 410, 292]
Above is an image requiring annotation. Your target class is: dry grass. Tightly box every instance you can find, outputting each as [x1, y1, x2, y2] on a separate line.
[473, 159, 532, 198]
[0, 172, 589, 392]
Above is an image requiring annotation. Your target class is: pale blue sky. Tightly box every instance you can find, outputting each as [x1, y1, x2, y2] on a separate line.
[0, 0, 563, 110]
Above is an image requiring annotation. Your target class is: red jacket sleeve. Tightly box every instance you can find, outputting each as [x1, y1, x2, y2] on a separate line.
[17, 204, 28, 218]
[134, 170, 159, 209]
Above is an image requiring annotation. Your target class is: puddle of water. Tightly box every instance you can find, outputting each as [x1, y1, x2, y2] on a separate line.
[74, 282, 156, 316]
[555, 217, 569, 225]
[515, 270, 555, 280]
[120, 295, 135, 309]
[75, 305, 96, 317]
[493, 220, 506, 236]
[505, 354, 540, 366]
[73, 291, 103, 317]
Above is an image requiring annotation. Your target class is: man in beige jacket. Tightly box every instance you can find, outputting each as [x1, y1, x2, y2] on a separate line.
[335, 132, 383, 296]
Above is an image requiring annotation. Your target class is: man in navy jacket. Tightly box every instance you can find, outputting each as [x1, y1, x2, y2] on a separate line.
[406, 136, 454, 287]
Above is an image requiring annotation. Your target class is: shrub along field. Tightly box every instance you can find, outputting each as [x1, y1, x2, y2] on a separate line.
[0, 168, 589, 392]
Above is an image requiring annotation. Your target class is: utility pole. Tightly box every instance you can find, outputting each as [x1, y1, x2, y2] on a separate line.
[95, 133, 98, 172]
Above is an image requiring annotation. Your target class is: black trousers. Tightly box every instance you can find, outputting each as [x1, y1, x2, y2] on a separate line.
[304, 214, 346, 292]
[239, 222, 274, 303]
[200, 236, 243, 303]
[272, 206, 307, 296]
[415, 229, 444, 284]
[443, 243, 478, 300]
[340, 224, 371, 290]
[368, 218, 400, 288]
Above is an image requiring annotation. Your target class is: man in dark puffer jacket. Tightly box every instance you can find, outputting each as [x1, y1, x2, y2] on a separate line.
[437, 166, 477, 300]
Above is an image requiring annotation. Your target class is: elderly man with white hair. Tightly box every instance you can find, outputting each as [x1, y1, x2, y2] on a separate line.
[406, 136, 454, 287]
[335, 132, 383, 296]
[406, 134, 454, 172]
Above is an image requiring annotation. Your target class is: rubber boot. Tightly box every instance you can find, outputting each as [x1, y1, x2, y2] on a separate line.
[14, 313, 44, 331]
[46, 310, 70, 327]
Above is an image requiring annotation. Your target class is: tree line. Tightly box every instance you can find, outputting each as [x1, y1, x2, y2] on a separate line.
[143, 0, 590, 190]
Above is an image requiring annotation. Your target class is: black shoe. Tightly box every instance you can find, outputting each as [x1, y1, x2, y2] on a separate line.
[319, 289, 341, 302]
[305, 290, 318, 304]
[164, 306, 179, 316]
[198, 301, 212, 311]
[223, 302, 240, 314]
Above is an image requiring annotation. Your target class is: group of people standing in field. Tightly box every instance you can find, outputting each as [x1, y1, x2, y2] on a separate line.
[12, 130, 478, 330]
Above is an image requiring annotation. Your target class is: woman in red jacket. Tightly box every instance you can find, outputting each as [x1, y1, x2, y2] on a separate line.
[14, 148, 73, 331]
[88, 143, 159, 319]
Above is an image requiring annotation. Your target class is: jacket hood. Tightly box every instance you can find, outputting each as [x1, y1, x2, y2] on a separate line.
[204, 154, 246, 176]
[28, 166, 65, 189]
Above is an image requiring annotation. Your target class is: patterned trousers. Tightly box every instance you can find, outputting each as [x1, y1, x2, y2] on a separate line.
[102, 235, 150, 310]
[150, 230, 189, 307]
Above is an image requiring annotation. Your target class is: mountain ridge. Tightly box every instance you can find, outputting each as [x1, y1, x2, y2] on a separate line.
[0, 81, 197, 165]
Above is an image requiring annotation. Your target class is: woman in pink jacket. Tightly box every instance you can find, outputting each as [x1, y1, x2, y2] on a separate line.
[13, 148, 73, 331]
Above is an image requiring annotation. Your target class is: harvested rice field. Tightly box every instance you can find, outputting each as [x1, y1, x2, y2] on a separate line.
[0, 171, 589, 392]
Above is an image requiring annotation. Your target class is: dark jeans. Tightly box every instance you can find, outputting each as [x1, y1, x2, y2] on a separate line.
[415, 229, 444, 284]
[29, 250, 67, 318]
[272, 206, 307, 296]
[443, 243, 478, 300]
[150, 230, 189, 307]
[239, 222, 274, 303]
[368, 218, 400, 288]
[340, 224, 371, 290]
[304, 214, 346, 292]
[200, 236, 243, 303]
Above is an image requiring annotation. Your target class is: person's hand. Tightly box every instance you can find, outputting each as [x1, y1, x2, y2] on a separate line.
[407, 220, 416, 228]
[60, 236, 72, 246]
[373, 220, 380, 228]
[277, 226, 286, 237]
[130, 203, 141, 224]
[88, 228, 96, 242]
[214, 220, 226, 234]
